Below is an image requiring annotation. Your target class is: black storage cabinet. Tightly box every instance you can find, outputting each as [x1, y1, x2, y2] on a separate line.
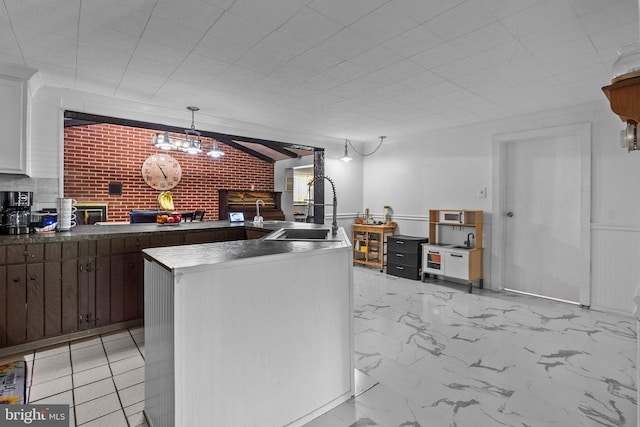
[386, 235, 429, 280]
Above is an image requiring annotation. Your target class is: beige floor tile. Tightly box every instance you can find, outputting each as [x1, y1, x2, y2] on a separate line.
[73, 365, 112, 388]
[74, 378, 116, 405]
[75, 392, 121, 425]
[34, 343, 70, 359]
[113, 366, 144, 390]
[70, 336, 102, 351]
[127, 410, 147, 427]
[78, 409, 127, 427]
[31, 353, 72, 385]
[105, 346, 139, 364]
[29, 389, 74, 407]
[110, 354, 144, 376]
[123, 401, 144, 418]
[117, 382, 144, 407]
[100, 330, 131, 343]
[29, 374, 73, 402]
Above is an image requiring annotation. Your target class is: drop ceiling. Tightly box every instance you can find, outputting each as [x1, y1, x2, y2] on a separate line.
[1, 0, 637, 143]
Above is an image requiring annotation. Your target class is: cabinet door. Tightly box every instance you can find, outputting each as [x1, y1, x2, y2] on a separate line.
[0, 76, 28, 175]
[445, 251, 469, 280]
[26, 263, 45, 342]
[94, 256, 111, 327]
[6, 264, 27, 345]
[44, 261, 62, 338]
[61, 259, 79, 334]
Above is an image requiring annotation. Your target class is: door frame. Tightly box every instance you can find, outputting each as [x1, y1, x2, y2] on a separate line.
[491, 122, 592, 305]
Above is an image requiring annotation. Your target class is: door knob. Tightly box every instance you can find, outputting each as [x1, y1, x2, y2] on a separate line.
[506, 212, 514, 217]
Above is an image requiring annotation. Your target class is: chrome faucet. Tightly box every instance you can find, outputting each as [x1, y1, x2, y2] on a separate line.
[254, 199, 265, 223]
[465, 232, 475, 248]
[308, 175, 338, 235]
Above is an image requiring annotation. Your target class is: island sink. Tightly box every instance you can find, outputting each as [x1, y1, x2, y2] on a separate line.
[264, 227, 343, 241]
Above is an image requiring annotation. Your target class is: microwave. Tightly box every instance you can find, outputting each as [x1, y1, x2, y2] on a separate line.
[439, 210, 465, 224]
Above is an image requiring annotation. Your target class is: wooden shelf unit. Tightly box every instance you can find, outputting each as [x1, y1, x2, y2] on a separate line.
[427, 209, 484, 293]
[352, 224, 396, 271]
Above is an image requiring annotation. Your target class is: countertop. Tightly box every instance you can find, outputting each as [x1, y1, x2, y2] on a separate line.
[0, 220, 298, 244]
[143, 225, 350, 270]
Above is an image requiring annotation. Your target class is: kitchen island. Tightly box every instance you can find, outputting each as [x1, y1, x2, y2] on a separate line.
[142, 225, 354, 427]
[0, 220, 329, 355]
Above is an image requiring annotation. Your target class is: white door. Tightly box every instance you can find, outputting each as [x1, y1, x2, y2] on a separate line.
[499, 125, 591, 305]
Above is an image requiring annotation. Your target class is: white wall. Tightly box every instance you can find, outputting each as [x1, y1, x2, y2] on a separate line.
[362, 100, 640, 315]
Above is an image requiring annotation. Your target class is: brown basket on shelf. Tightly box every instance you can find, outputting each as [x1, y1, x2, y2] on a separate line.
[355, 212, 364, 224]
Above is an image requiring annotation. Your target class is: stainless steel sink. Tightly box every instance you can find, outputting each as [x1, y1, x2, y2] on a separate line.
[450, 245, 471, 249]
[264, 227, 343, 242]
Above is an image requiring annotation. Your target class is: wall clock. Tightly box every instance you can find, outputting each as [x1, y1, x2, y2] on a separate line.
[141, 154, 182, 190]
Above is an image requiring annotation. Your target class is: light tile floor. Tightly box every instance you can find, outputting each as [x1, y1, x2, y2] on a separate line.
[4, 267, 637, 426]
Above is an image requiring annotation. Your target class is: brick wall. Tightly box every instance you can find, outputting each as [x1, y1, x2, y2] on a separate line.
[64, 123, 274, 222]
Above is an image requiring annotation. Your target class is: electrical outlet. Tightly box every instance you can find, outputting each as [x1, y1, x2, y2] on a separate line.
[477, 187, 486, 198]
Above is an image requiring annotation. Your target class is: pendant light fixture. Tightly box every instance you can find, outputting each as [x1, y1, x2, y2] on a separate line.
[341, 136, 386, 162]
[152, 106, 203, 154]
[206, 140, 225, 158]
[602, 0, 640, 152]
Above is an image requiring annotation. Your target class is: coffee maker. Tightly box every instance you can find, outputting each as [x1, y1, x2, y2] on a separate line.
[0, 191, 33, 235]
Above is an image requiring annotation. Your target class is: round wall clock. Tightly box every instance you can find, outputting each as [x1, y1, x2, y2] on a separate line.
[141, 154, 182, 190]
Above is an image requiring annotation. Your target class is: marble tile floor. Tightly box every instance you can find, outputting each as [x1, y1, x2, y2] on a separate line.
[2, 267, 636, 426]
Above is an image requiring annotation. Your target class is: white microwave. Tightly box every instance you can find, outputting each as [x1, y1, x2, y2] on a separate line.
[439, 210, 464, 224]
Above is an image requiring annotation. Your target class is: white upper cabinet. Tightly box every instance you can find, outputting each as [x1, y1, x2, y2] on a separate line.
[0, 75, 29, 175]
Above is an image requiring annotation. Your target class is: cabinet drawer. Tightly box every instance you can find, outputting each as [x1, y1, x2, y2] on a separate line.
[387, 236, 428, 254]
[387, 250, 419, 267]
[386, 262, 421, 280]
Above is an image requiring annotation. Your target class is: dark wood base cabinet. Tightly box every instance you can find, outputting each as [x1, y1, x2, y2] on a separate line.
[0, 226, 250, 356]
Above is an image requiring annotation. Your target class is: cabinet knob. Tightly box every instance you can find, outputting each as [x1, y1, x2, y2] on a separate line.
[506, 211, 514, 217]
[12, 276, 20, 283]
[23, 250, 29, 257]
[29, 275, 37, 281]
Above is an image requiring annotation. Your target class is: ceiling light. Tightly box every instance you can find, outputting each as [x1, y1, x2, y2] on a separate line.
[340, 138, 352, 162]
[342, 136, 386, 162]
[152, 106, 203, 155]
[206, 140, 225, 158]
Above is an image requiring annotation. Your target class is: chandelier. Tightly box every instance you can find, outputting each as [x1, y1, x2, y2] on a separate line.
[152, 106, 225, 158]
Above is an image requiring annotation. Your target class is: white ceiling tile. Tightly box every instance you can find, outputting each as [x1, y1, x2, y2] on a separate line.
[590, 21, 637, 53]
[205, 11, 273, 47]
[77, 57, 125, 80]
[77, 42, 132, 69]
[374, 60, 425, 83]
[228, 0, 303, 29]
[79, 23, 139, 54]
[5, 0, 79, 40]
[152, 0, 225, 31]
[301, 62, 368, 91]
[350, 2, 422, 44]
[126, 54, 178, 78]
[250, 32, 310, 62]
[568, 0, 626, 17]
[277, 7, 343, 46]
[193, 34, 251, 63]
[425, 0, 498, 42]
[579, 0, 638, 34]
[383, 24, 446, 58]
[278, 47, 342, 75]
[75, 72, 120, 96]
[81, 0, 155, 38]
[170, 54, 229, 85]
[318, 28, 377, 61]
[500, 0, 578, 39]
[152, 79, 201, 104]
[479, 0, 546, 20]
[445, 22, 516, 58]
[519, 19, 590, 54]
[347, 46, 405, 74]
[391, 0, 467, 24]
[119, 69, 166, 89]
[306, 0, 387, 26]
[233, 50, 288, 74]
[399, 72, 448, 93]
[133, 40, 189, 66]
[141, 16, 208, 51]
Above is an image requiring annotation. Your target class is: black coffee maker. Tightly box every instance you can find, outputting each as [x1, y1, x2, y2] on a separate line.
[0, 191, 33, 235]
